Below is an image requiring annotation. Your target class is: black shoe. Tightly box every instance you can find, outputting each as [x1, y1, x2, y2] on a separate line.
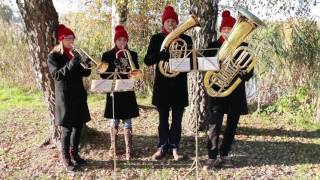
[172, 148, 184, 161]
[152, 148, 166, 160]
[62, 155, 75, 172]
[220, 156, 233, 168]
[70, 151, 86, 166]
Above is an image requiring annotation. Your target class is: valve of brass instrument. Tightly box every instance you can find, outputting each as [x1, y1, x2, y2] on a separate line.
[115, 49, 143, 80]
[72, 46, 108, 74]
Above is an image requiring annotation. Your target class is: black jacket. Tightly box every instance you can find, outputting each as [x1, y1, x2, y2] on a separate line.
[206, 40, 253, 115]
[144, 33, 193, 108]
[47, 52, 91, 126]
[100, 48, 139, 119]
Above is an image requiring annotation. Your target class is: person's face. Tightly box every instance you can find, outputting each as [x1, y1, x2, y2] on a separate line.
[220, 26, 232, 39]
[115, 37, 128, 50]
[62, 37, 74, 49]
[164, 18, 177, 33]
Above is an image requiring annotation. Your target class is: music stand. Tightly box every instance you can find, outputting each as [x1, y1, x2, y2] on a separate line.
[182, 115, 202, 179]
[170, 47, 218, 179]
[91, 68, 134, 180]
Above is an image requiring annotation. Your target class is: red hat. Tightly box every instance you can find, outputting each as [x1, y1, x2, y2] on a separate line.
[114, 25, 129, 42]
[219, 10, 236, 32]
[56, 24, 75, 42]
[161, 5, 179, 25]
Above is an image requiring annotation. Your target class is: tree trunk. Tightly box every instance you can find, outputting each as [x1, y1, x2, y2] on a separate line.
[111, 0, 128, 46]
[16, 0, 59, 146]
[187, 0, 219, 132]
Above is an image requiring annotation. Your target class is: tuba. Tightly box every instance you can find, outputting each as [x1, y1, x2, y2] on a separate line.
[158, 14, 200, 77]
[203, 6, 266, 97]
[116, 49, 143, 79]
[72, 47, 109, 74]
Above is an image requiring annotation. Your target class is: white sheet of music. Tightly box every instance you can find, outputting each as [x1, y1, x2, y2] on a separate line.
[115, 79, 135, 92]
[90, 80, 113, 92]
[169, 58, 191, 72]
[197, 57, 220, 71]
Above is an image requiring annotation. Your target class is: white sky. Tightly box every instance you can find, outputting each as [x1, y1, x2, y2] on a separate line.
[3, 0, 320, 20]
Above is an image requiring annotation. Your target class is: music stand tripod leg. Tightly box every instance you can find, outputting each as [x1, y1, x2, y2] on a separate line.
[183, 119, 202, 179]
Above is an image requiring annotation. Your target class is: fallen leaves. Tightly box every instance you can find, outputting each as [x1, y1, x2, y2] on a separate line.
[1, 106, 320, 179]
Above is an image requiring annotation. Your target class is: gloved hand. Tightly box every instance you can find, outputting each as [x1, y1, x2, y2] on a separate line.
[84, 57, 92, 68]
[70, 50, 81, 65]
[159, 49, 170, 61]
[239, 70, 253, 81]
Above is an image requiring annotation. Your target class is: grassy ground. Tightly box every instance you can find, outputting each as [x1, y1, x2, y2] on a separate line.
[0, 84, 320, 179]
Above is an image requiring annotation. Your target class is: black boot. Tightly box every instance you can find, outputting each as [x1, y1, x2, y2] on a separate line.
[70, 149, 86, 166]
[61, 154, 75, 172]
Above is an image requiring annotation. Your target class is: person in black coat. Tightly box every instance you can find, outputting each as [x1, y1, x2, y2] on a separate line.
[47, 24, 91, 172]
[144, 5, 193, 161]
[100, 25, 142, 161]
[203, 10, 254, 170]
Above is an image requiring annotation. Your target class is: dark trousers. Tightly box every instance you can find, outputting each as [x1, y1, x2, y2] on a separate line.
[207, 111, 240, 159]
[157, 106, 184, 149]
[61, 124, 83, 156]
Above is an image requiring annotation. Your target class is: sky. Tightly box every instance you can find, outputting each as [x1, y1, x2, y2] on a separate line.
[3, 0, 320, 20]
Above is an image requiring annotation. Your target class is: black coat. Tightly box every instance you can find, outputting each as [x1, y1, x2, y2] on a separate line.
[100, 48, 139, 119]
[47, 52, 91, 126]
[206, 40, 253, 115]
[144, 33, 193, 108]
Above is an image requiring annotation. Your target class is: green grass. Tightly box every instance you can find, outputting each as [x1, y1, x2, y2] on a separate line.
[0, 84, 44, 110]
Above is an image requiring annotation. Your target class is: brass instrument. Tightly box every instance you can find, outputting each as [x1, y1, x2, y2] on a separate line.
[159, 6, 265, 95]
[204, 6, 266, 97]
[116, 49, 143, 79]
[159, 38, 189, 77]
[158, 14, 200, 78]
[72, 47, 109, 74]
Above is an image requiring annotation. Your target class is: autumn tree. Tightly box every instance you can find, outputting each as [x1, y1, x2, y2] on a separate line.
[187, 0, 219, 131]
[16, 0, 59, 145]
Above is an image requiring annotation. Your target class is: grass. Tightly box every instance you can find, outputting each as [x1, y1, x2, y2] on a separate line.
[0, 85, 320, 179]
[0, 83, 44, 110]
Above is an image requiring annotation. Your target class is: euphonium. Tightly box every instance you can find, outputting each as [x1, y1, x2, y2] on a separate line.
[158, 14, 200, 78]
[116, 49, 143, 79]
[203, 6, 266, 97]
[72, 47, 109, 74]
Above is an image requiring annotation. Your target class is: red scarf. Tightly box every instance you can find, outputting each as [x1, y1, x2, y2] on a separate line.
[218, 36, 225, 44]
[63, 47, 73, 60]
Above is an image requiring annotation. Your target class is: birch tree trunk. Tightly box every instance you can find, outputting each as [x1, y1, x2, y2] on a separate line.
[187, 0, 219, 132]
[16, 0, 59, 146]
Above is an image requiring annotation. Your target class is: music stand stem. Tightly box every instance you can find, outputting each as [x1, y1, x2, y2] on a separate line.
[111, 69, 118, 180]
[183, 117, 202, 179]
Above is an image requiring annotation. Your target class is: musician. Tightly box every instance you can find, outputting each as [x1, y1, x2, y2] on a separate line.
[47, 24, 91, 172]
[144, 5, 193, 161]
[100, 25, 141, 161]
[203, 10, 254, 169]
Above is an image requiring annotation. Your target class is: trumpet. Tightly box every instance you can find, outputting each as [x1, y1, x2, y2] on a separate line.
[72, 47, 109, 74]
[115, 49, 143, 79]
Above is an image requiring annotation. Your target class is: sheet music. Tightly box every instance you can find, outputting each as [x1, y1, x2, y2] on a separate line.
[169, 58, 191, 72]
[197, 57, 220, 71]
[90, 80, 113, 92]
[115, 79, 135, 92]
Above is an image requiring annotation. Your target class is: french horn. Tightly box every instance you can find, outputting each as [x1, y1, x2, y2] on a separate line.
[158, 14, 200, 78]
[116, 49, 143, 79]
